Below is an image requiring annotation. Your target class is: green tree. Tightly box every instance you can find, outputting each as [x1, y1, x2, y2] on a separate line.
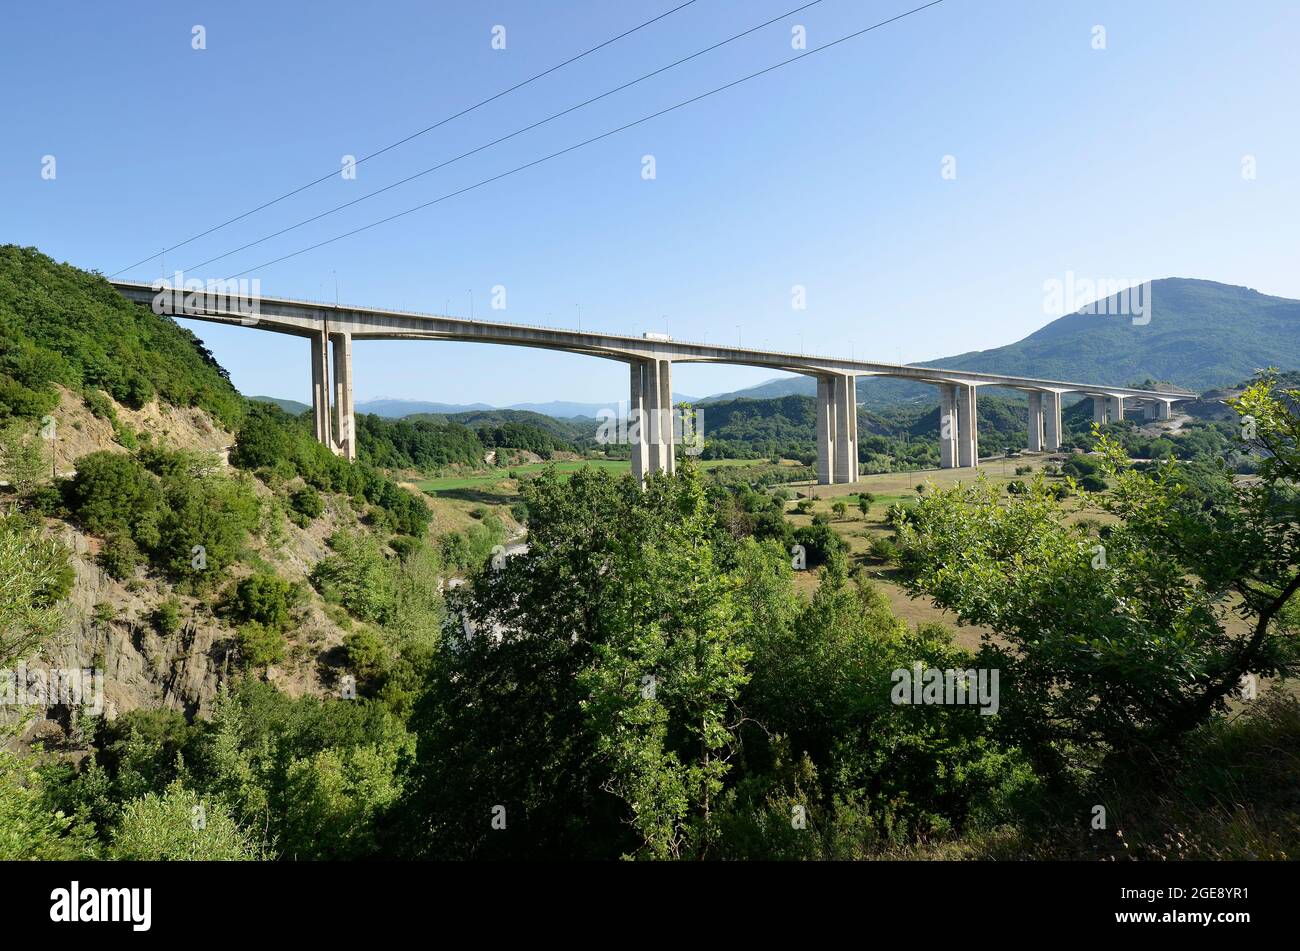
[0, 420, 47, 492]
[0, 749, 97, 859]
[579, 471, 752, 858]
[0, 513, 70, 666]
[898, 381, 1300, 764]
[110, 782, 262, 860]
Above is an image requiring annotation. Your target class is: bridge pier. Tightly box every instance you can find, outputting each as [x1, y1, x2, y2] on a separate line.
[833, 374, 858, 484]
[816, 376, 836, 484]
[1107, 395, 1125, 422]
[1043, 391, 1062, 449]
[1156, 399, 1173, 420]
[629, 359, 674, 482]
[1027, 391, 1044, 452]
[938, 384, 959, 469]
[629, 362, 648, 482]
[812, 373, 861, 485]
[957, 384, 979, 468]
[1092, 395, 1108, 426]
[331, 332, 356, 462]
[310, 329, 334, 450]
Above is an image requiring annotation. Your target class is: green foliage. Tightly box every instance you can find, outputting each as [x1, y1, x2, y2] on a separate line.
[439, 517, 506, 572]
[64, 447, 261, 585]
[0, 419, 48, 492]
[0, 245, 244, 427]
[62, 451, 163, 536]
[793, 520, 844, 567]
[110, 782, 262, 860]
[355, 414, 486, 470]
[288, 484, 323, 522]
[230, 403, 429, 537]
[0, 512, 71, 666]
[476, 421, 574, 457]
[152, 598, 183, 637]
[312, 529, 397, 625]
[0, 748, 97, 859]
[237, 622, 286, 668]
[898, 388, 1300, 765]
[97, 531, 142, 580]
[227, 573, 296, 631]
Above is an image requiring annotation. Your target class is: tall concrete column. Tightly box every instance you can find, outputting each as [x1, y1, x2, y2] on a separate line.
[1157, 400, 1173, 421]
[815, 376, 837, 484]
[1107, 395, 1125, 422]
[310, 329, 333, 450]
[847, 374, 858, 482]
[938, 384, 959, 469]
[330, 332, 355, 461]
[629, 361, 648, 483]
[833, 374, 857, 484]
[643, 359, 674, 475]
[1092, 395, 1109, 426]
[1027, 391, 1044, 452]
[1043, 391, 1062, 450]
[957, 384, 978, 468]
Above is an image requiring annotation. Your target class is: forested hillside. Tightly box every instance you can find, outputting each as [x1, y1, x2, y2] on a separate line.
[0, 246, 244, 427]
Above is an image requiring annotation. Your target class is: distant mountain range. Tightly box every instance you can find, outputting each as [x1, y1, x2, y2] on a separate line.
[257, 279, 1300, 419]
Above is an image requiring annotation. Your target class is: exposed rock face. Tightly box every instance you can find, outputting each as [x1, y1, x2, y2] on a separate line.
[4, 524, 233, 730]
[3, 388, 354, 748]
[48, 385, 232, 475]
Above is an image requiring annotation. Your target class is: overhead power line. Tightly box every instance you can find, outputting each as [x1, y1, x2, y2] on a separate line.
[185, 0, 830, 272]
[107, 0, 704, 278]
[220, 0, 947, 282]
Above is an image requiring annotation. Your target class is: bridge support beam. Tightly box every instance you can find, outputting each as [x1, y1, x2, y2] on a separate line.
[1092, 395, 1109, 426]
[1027, 391, 1044, 452]
[1043, 391, 1062, 450]
[938, 384, 959, 469]
[815, 376, 836, 484]
[1107, 395, 1125, 423]
[331, 332, 355, 461]
[310, 329, 334, 450]
[833, 374, 858, 484]
[1157, 399, 1173, 421]
[629, 362, 648, 483]
[630, 358, 674, 481]
[957, 384, 979, 468]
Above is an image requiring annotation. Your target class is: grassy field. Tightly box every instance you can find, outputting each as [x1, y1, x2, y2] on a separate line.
[414, 451, 1085, 652]
[786, 455, 1070, 650]
[415, 456, 762, 493]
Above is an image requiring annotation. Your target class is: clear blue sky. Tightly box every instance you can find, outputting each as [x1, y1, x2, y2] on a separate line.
[4, 0, 1297, 406]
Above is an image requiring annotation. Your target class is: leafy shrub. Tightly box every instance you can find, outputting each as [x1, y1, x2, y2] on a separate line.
[227, 573, 296, 630]
[63, 452, 163, 536]
[792, 521, 843, 567]
[237, 621, 286, 668]
[288, 485, 323, 523]
[97, 531, 142, 581]
[868, 536, 899, 563]
[152, 598, 182, 637]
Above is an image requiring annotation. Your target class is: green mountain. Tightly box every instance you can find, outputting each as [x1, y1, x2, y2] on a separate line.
[703, 278, 1300, 407]
[0, 246, 244, 426]
[251, 395, 311, 415]
[923, 278, 1299, 391]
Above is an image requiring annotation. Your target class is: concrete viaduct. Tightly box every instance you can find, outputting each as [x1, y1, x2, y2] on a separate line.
[111, 281, 1196, 485]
